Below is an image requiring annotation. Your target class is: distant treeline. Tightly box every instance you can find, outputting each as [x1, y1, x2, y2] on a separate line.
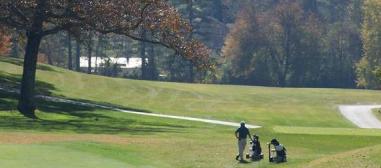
[1, 0, 381, 89]
[223, 0, 381, 89]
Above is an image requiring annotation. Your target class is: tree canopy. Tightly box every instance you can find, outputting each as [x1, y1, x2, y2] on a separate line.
[0, 0, 210, 66]
[0, 0, 211, 118]
[222, 0, 364, 88]
[1, 0, 381, 98]
[356, 0, 381, 89]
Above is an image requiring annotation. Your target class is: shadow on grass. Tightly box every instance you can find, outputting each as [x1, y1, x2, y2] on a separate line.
[0, 115, 187, 135]
[0, 91, 18, 111]
[0, 90, 186, 135]
[63, 98, 152, 113]
[0, 71, 151, 113]
[0, 72, 56, 95]
[0, 57, 58, 72]
[0, 66, 175, 134]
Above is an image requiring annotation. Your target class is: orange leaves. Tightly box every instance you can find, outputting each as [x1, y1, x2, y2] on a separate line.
[0, 0, 211, 70]
[0, 28, 11, 55]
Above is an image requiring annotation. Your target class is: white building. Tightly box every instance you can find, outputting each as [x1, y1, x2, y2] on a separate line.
[80, 57, 143, 69]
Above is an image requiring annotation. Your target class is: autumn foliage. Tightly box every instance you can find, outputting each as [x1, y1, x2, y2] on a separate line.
[356, 0, 381, 89]
[0, 28, 11, 55]
[0, 0, 210, 67]
[0, 0, 211, 117]
[222, 0, 362, 88]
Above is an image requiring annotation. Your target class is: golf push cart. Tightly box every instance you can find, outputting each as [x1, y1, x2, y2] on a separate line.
[245, 135, 264, 161]
[267, 138, 287, 163]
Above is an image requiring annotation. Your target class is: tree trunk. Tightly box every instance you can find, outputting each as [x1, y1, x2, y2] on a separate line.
[279, 53, 290, 87]
[140, 30, 147, 79]
[18, 0, 46, 118]
[187, 0, 194, 83]
[147, 43, 157, 80]
[95, 55, 98, 73]
[18, 33, 43, 118]
[75, 40, 81, 72]
[87, 38, 93, 74]
[45, 41, 54, 65]
[10, 31, 19, 58]
[279, 26, 291, 87]
[188, 61, 194, 83]
[169, 53, 176, 81]
[95, 35, 103, 73]
[67, 33, 73, 70]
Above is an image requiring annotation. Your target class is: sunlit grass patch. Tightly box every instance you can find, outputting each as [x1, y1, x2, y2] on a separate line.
[305, 145, 381, 168]
[273, 126, 381, 136]
[0, 142, 161, 168]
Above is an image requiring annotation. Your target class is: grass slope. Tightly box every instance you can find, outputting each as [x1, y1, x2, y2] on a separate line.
[1, 57, 381, 168]
[305, 145, 381, 168]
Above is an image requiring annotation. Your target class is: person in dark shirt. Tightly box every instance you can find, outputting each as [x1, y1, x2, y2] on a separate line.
[235, 121, 252, 161]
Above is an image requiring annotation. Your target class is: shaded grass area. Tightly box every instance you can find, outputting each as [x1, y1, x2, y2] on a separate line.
[0, 90, 184, 134]
[0, 57, 57, 72]
[0, 70, 150, 113]
[0, 71, 56, 95]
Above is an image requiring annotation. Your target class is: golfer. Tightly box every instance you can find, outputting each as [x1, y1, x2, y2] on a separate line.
[235, 121, 252, 161]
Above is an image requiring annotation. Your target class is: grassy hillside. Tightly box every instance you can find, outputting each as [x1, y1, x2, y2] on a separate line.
[1, 57, 381, 168]
[2, 57, 381, 127]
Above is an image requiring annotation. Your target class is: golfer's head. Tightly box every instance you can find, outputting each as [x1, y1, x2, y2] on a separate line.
[240, 121, 245, 127]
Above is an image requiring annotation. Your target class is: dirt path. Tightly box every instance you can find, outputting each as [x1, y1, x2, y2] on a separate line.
[339, 105, 381, 129]
[0, 87, 260, 128]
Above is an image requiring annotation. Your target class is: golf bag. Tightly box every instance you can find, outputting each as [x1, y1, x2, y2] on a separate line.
[268, 140, 287, 163]
[246, 139, 264, 161]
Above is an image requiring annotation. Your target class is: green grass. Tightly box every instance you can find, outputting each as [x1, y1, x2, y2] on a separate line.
[304, 145, 381, 168]
[273, 126, 381, 136]
[0, 143, 148, 168]
[1, 57, 381, 168]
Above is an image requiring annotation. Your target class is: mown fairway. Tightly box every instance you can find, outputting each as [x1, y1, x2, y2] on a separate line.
[1, 57, 381, 168]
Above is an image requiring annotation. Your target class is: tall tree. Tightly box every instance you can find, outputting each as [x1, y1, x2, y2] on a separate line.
[80, 32, 94, 74]
[223, 1, 313, 87]
[140, 29, 148, 79]
[356, 0, 381, 89]
[0, 0, 210, 118]
[272, 1, 304, 86]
